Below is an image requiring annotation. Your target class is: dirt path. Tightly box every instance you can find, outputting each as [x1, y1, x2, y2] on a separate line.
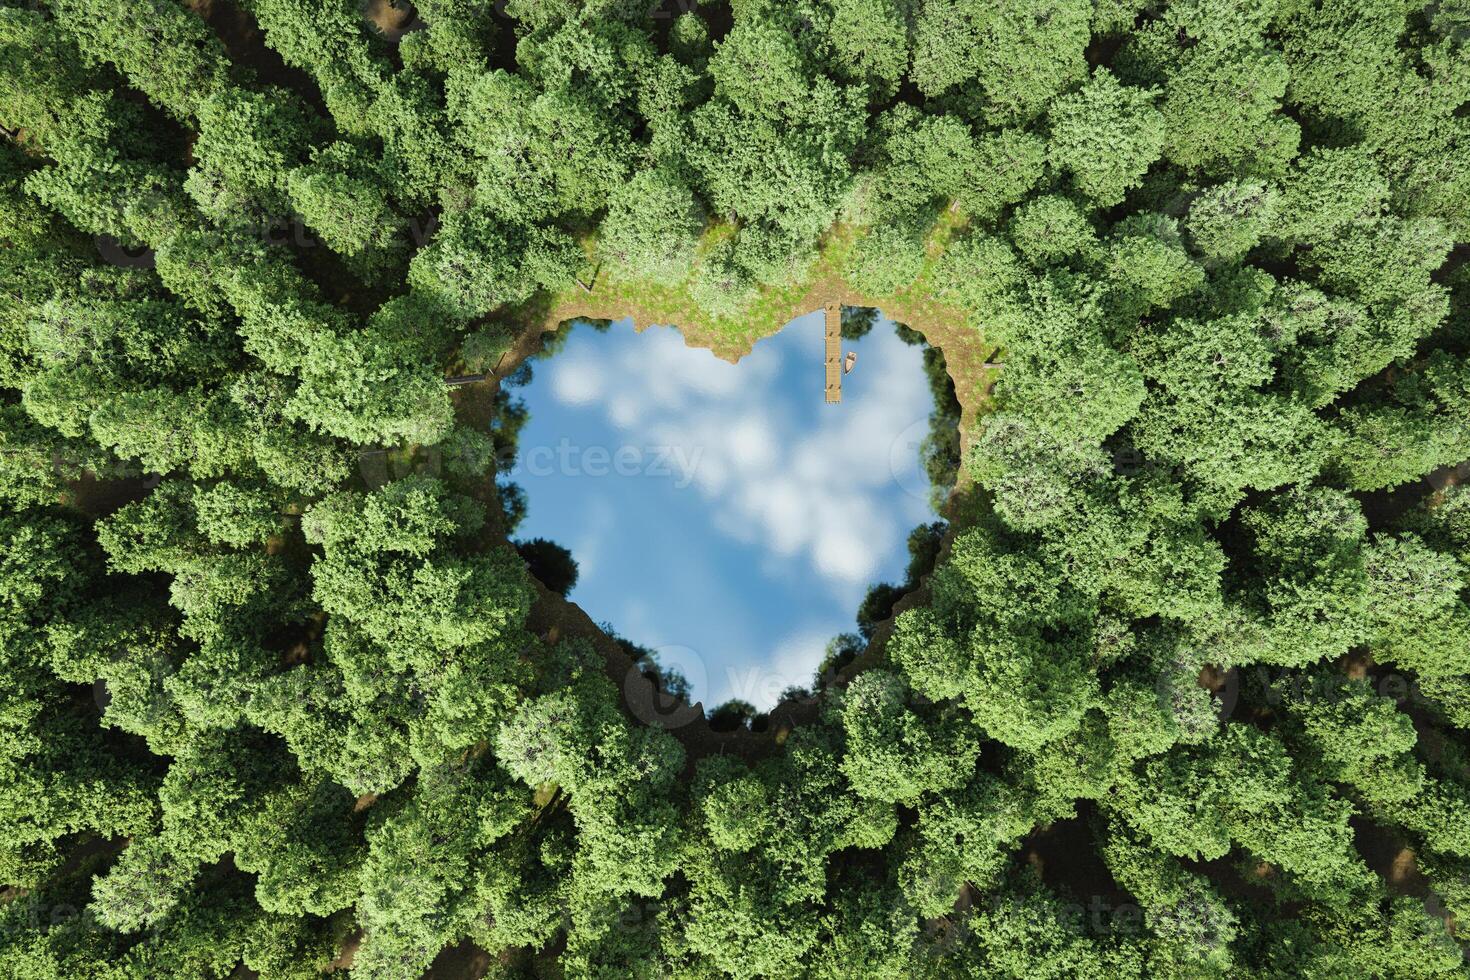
[825, 302, 842, 403]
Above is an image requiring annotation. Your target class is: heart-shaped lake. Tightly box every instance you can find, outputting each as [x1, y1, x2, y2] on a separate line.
[503, 310, 954, 712]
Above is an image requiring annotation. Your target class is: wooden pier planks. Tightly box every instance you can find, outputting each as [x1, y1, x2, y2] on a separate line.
[825, 302, 842, 403]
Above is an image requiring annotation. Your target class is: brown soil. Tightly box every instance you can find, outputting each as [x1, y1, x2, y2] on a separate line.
[63, 472, 158, 518]
[362, 0, 419, 41]
[424, 939, 497, 979]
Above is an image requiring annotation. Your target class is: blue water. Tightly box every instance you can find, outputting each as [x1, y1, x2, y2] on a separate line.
[505, 311, 937, 709]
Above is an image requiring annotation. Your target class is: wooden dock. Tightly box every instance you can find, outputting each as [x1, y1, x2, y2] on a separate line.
[825, 303, 841, 403]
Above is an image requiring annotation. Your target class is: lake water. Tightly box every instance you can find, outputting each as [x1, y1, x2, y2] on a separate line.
[504, 311, 939, 710]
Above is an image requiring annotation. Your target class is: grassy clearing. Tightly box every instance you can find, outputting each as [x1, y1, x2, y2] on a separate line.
[494, 216, 1000, 451]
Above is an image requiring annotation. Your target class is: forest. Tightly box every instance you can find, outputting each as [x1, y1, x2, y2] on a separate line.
[3, 0, 1470, 976]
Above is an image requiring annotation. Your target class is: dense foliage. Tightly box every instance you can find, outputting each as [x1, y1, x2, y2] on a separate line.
[2, 0, 1470, 977]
